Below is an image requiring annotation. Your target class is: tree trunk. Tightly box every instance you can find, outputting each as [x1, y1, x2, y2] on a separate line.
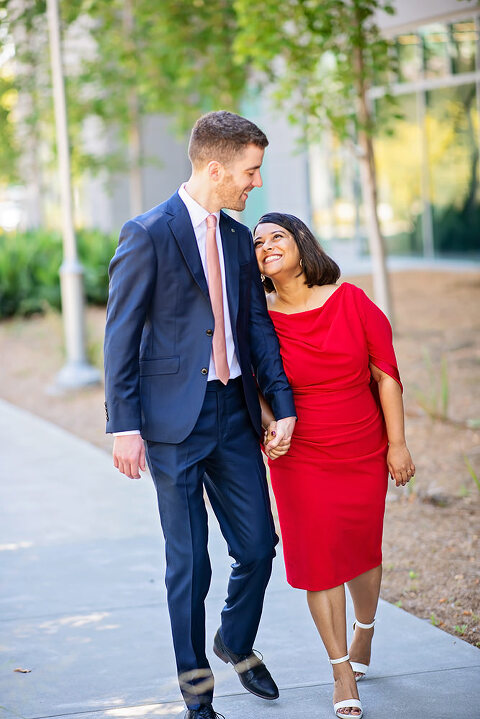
[123, 0, 143, 217]
[357, 127, 393, 322]
[353, 45, 393, 324]
[127, 92, 143, 216]
[10, 18, 45, 228]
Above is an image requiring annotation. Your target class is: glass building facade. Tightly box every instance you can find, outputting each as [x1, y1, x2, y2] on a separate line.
[309, 13, 480, 260]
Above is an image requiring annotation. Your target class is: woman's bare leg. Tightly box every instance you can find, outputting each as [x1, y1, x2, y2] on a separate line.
[346, 565, 382, 678]
[307, 585, 361, 716]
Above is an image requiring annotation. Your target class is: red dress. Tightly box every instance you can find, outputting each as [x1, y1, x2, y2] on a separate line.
[268, 282, 402, 591]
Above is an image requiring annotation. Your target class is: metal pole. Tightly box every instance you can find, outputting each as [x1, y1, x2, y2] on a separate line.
[46, 0, 100, 390]
[418, 36, 435, 260]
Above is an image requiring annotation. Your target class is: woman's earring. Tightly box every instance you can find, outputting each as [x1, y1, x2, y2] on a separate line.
[299, 259, 303, 268]
[260, 274, 265, 281]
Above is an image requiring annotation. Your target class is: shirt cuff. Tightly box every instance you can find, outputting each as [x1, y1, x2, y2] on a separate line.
[112, 430, 141, 436]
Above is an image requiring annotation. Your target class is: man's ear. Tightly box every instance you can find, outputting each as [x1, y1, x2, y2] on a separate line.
[207, 160, 223, 182]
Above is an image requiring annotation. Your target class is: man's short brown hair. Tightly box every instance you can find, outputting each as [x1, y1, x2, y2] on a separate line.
[188, 110, 269, 167]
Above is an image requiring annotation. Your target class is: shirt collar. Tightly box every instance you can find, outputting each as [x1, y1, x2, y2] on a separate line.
[178, 183, 220, 229]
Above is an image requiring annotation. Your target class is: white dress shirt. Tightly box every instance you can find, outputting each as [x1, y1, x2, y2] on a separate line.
[113, 184, 241, 436]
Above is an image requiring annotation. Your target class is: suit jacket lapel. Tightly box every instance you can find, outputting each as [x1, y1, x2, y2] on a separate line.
[220, 212, 239, 323]
[168, 199, 209, 299]
[166, 195, 240, 317]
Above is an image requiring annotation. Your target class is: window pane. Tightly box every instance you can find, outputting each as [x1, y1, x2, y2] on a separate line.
[426, 83, 480, 256]
[450, 20, 477, 75]
[421, 24, 451, 78]
[396, 33, 422, 83]
[374, 93, 423, 256]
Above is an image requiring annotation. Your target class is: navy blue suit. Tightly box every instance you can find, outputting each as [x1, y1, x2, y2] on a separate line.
[104, 191, 295, 708]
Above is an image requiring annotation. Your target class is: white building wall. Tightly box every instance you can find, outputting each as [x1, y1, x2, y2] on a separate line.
[375, 0, 478, 32]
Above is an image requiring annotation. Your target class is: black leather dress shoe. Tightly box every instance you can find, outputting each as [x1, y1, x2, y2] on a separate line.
[184, 705, 224, 719]
[213, 629, 279, 700]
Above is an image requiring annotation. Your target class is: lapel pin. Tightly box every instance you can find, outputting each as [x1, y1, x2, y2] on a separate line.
[231, 228, 235, 233]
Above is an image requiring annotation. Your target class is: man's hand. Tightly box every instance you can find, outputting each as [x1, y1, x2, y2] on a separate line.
[113, 434, 146, 479]
[265, 416, 296, 458]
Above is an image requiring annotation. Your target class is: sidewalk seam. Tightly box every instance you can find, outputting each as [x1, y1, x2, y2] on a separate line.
[10, 663, 480, 719]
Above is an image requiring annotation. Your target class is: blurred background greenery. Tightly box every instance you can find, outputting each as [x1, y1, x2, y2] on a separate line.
[0, 0, 479, 321]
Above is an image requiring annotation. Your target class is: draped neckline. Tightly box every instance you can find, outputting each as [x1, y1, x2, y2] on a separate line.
[268, 282, 345, 317]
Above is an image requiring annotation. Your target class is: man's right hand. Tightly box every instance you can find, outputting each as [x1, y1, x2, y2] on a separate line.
[113, 434, 146, 479]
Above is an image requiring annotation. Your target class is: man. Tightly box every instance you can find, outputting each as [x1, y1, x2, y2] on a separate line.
[104, 111, 296, 719]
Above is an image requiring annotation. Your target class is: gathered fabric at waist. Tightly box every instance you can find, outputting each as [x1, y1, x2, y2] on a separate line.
[293, 381, 378, 423]
[285, 381, 386, 459]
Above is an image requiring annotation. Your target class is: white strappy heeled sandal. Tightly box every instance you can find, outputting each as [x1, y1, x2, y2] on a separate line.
[350, 618, 375, 681]
[329, 654, 363, 718]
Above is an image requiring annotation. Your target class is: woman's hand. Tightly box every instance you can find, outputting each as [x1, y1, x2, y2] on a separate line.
[264, 421, 291, 459]
[387, 442, 415, 486]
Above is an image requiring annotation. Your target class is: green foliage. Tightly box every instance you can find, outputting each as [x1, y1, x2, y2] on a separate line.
[0, 227, 117, 318]
[1, 0, 250, 190]
[0, 0, 54, 187]
[74, 0, 248, 142]
[406, 473, 416, 498]
[233, 0, 399, 143]
[0, 72, 20, 185]
[430, 613, 440, 626]
[413, 350, 450, 421]
[432, 204, 480, 255]
[463, 456, 480, 494]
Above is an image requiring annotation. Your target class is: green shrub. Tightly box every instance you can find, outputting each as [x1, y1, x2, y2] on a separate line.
[0, 227, 118, 319]
[79, 229, 119, 306]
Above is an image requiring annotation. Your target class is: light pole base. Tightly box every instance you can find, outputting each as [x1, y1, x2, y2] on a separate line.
[50, 361, 102, 394]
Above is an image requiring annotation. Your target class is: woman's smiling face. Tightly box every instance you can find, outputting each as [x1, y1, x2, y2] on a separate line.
[253, 222, 301, 280]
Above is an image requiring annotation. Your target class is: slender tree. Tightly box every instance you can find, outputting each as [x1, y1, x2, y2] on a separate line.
[2, 0, 248, 220]
[78, 0, 248, 215]
[0, 0, 49, 223]
[0, 72, 20, 187]
[234, 0, 399, 320]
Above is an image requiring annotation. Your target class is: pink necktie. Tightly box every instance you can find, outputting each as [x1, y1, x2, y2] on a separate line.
[206, 214, 230, 385]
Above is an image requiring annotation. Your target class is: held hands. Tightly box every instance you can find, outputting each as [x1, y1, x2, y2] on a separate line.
[113, 434, 146, 479]
[264, 416, 296, 460]
[387, 442, 415, 487]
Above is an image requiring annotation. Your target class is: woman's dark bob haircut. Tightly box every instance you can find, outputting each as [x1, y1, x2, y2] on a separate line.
[253, 212, 341, 293]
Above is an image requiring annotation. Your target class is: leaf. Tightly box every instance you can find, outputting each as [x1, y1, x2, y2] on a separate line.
[464, 456, 480, 492]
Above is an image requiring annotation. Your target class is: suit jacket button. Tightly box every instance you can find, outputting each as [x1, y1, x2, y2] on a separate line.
[206, 329, 213, 336]
[201, 367, 208, 375]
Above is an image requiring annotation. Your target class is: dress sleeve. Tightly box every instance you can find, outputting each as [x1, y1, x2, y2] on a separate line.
[357, 287, 403, 392]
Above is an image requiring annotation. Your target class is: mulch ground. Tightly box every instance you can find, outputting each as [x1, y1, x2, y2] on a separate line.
[1, 269, 479, 646]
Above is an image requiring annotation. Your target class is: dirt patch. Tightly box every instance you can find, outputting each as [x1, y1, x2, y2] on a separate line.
[1, 270, 479, 646]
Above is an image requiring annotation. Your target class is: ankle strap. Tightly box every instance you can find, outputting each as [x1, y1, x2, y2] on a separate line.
[353, 618, 376, 629]
[329, 653, 350, 665]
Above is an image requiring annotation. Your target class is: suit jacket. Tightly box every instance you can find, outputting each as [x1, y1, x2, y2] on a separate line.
[104, 191, 295, 443]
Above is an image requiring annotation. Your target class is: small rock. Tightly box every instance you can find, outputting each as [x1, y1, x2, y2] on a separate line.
[419, 488, 451, 507]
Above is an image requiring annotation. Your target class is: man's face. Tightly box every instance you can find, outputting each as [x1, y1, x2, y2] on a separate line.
[216, 143, 264, 211]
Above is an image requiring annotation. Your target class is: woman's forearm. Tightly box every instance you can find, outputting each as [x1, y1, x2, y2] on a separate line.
[378, 377, 406, 445]
[370, 364, 415, 485]
[371, 364, 406, 446]
[258, 390, 275, 430]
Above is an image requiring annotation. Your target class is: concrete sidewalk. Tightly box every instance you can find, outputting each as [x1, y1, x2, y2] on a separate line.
[0, 398, 479, 719]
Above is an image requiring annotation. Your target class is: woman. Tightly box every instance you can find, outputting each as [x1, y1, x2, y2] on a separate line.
[254, 213, 415, 719]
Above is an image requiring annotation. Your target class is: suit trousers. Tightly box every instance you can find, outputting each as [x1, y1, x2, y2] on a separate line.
[145, 377, 278, 709]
